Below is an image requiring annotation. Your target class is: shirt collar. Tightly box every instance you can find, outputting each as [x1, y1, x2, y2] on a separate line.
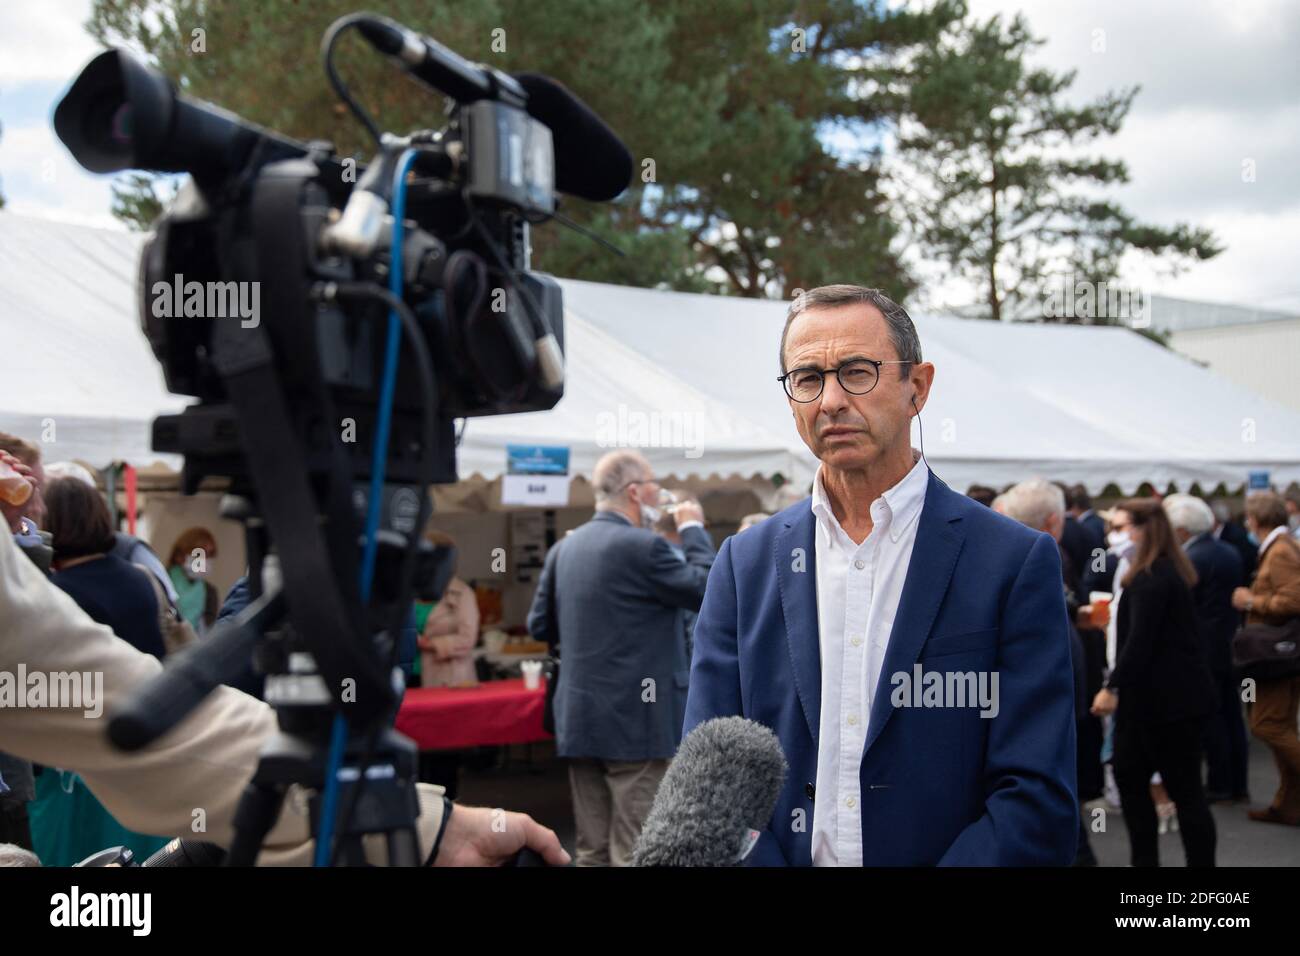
[1260, 524, 1288, 556]
[811, 449, 927, 545]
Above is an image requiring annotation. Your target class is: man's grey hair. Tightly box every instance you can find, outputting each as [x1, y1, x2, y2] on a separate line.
[998, 479, 1066, 532]
[0, 843, 40, 867]
[779, 285, 922, 374]
[592, 450, 652, 505]
[1163, 493, 1215, 537]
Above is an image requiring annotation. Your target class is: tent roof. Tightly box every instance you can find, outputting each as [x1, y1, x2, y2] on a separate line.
[1, 214, 185, 469]
[559, 278, 1300, 493]
[454, 307, 811, 483]
[5, 212, 1299, 493]
[0, 213, 803, 482]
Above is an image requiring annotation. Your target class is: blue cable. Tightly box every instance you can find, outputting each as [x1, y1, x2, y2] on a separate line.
[360, 148, 420, 602]
[316, 147, 420, 866]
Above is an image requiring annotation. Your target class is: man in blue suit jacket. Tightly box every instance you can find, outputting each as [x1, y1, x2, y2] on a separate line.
[684, 285, 1077, 866]
[529, 450, 715, 865]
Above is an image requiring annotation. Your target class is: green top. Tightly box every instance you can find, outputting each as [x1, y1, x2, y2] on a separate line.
[169, 565, 207, 632]
[412, 600, 436, 635]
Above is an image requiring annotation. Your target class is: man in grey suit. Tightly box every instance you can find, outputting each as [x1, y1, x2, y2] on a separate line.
[527, 450, 715, 865]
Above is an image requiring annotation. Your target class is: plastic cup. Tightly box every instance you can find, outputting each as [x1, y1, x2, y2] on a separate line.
[0, 460, 33, 507]
[521, 660, 543, 690]
[1088, 591, 1112, 629]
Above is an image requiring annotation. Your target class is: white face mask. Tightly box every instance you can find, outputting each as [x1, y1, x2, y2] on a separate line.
[1107, 530, 1134, 555]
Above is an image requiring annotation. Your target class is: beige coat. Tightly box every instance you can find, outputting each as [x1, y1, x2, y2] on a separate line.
[419, 577, 480, 687]
[0, 529, 443, 865]
[1247, 531, 1300, 626]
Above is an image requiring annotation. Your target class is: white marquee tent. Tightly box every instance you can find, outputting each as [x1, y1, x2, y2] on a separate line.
[4, 212, 1300, 496]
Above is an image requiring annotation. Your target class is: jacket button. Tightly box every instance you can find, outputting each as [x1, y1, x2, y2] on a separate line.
[805, 783, 815, 800]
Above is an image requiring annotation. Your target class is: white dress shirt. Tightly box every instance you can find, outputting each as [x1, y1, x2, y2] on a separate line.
[810, 451, 928, 866]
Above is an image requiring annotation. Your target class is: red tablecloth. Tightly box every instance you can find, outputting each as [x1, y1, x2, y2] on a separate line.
[396, 678, 552, 750]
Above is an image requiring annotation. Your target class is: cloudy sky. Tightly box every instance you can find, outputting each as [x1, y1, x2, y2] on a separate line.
[2, 0, 1297, 311]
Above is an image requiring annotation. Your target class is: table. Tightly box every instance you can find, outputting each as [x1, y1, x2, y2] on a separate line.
[396, 678, 552, 751]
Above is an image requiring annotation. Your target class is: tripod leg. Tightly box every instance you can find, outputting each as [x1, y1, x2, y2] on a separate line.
[225, 780, 288, 866]
[386, 827, 420, 867]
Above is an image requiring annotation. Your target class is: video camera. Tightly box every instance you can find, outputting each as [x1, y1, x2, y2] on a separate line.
[52, 12, 630, 864]
[55, 12, 631, 489]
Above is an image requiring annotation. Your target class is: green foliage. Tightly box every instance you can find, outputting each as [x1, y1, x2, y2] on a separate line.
[86, 0, 963, 298]
[85, 2, 1219, 312]
[109, 172, 171, 230]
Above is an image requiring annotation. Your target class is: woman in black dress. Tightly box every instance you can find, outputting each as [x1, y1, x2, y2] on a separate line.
[1091, 497, 1217, 866]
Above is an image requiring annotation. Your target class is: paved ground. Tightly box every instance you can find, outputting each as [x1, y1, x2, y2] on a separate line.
[1087, 737, 1300, 867]
[456, 737, 1300, 866]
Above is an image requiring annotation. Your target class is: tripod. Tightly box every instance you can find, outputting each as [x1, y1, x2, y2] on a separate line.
[222, 500, 422, 866]
[109, 490, 453, 865]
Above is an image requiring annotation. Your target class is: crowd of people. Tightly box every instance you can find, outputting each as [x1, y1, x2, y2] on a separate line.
[3, 429, 1299, 868]
[985, 479, 1300, 866]
[0, 430, 228, 864]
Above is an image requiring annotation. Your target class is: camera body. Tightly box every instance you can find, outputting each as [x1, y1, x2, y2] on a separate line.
[84, 70, 568, 495]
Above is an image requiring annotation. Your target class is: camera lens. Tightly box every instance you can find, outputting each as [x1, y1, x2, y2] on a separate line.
[109, 102, 133, 146]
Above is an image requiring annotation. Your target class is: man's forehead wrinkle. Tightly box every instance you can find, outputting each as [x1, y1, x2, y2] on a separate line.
[788, 332, 889, 368]
[788, 307, 890, 361]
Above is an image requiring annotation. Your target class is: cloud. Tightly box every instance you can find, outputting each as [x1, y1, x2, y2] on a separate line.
[968, 0, 1300, 118]
[914, 0, 1300, 314]
[1, 121, 118, 228]
[1101, 104, 1300, 221]
[1127, 206, 1300, 313]
[0, 0, 101, 87]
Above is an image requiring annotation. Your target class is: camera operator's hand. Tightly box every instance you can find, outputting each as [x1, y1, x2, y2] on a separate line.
[672, 500, 705, 528]
[433, 804, 571, 867]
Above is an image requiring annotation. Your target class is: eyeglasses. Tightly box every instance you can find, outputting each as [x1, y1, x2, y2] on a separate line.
[777, 358, 911, 403]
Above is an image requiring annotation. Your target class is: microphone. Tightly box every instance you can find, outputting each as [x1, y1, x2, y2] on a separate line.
[633, 717, 788, 867]
[511, 73, 632, 202]
[354, 15, 631, 201]
[356, 14, 500, 105]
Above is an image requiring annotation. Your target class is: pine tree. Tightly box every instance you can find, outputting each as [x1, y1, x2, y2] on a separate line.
[86, 0, 962, 299]
[898, 12, 1221, 322]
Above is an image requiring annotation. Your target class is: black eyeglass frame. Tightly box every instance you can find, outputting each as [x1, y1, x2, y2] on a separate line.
[777, 358, 913, 403]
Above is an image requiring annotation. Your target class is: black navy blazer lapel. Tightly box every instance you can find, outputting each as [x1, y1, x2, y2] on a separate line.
[775, 503, 821, 748]
[863, 472, 966, 756]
